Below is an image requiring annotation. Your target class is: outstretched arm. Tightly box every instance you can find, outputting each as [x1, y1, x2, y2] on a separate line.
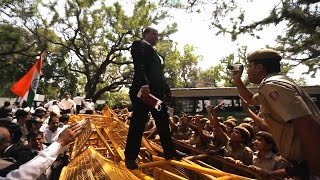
[240, 97, 269, 132]
[231, 66, 260, 105]
[5, 123, 82, 180]
[206, 103, 228, 142]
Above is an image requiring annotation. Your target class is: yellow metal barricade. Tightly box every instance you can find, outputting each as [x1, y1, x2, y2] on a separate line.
[61, 109, 258, 180]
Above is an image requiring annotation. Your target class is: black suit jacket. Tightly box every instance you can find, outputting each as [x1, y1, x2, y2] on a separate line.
[0, 144, 34, 176]
[130, 40, 170, 99]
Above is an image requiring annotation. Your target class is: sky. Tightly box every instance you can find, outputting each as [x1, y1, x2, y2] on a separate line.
[158, 1, 320, 86]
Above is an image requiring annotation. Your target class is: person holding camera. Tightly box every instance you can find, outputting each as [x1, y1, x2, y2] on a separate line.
[231, 49, 320, 179]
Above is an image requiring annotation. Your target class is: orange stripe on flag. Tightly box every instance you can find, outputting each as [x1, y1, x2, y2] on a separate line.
[10, 53, 43, 97]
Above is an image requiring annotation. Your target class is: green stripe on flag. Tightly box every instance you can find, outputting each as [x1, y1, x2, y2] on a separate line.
[27, 89, 35, 107]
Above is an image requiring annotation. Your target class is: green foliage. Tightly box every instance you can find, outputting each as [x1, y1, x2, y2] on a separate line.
[0, 0, 180, 102]
[0, 24, 40, 97]
[160, 0, 320, 76]
[158, 41, 203, 88]
[102, 89, 130, 109]
[38, 0, 178, 101]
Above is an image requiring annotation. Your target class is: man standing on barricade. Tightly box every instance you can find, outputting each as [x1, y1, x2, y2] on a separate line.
[124, 27, 184, 169]
[231, 49, 320, 179]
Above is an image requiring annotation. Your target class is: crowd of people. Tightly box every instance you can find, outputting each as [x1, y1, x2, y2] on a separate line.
[0, 93, 89, 179]
[122, 27, 320, 179]
[1, 26, 320, 180]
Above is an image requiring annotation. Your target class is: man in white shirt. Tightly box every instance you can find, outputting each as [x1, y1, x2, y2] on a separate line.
[73, 93, 84, 115]
[58, 94, 75, 115]
[83, 99, 95, 114]
[43, 115, 64, 144]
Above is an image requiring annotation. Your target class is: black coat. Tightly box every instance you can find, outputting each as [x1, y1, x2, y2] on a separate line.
[0, 144, 34, 177]
[130, 40, 170, 99]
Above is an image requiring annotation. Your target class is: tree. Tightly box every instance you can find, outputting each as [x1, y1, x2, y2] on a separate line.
[158, 42, 203, 88]
[198, 46, 302, 87]
[0, 23, 42, 97]
[178, 45, 203, 87]
[159, 0, 320, 76]
[0, 0, 179, 101]
[0, 0, 81, 98]
[38, 0, 178, 101]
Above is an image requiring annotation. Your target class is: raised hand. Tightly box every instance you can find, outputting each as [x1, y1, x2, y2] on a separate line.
[57, 123, 82, 146]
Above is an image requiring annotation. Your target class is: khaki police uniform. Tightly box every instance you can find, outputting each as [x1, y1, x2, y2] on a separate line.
[246, 49, 320, 163]
[253, 151, 286, 172]
[259, 73, 320, 162]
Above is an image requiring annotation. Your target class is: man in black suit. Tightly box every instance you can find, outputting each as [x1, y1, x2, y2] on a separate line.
[125, 27, 182, 169]
[0, 121, 34, 176]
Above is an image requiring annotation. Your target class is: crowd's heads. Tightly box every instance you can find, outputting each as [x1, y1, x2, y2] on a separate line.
[15, 109, 29, 120]
[64, 93, 70, 99]
[223, 119, 237, 128]
[48, 115, 60, 132]
[172, 115, 180, 123]
[26, 116, 45, 132]
[3, 101, 10, 107]
[0, 107, 13, 118]
[0, 127, 11, 154]
[243, 117, 253, 124]
[233, 126, 251, 145]
[0, 120, 22, 144]
[255, 131, 277, 153]
[34, 107, 47, 118]
[239, 123, 254, 140]
[27, 130, 44, 151]
[59, 114, 70, 124]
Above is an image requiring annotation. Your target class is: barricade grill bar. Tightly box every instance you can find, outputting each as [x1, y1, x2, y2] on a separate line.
[60, 107, 281, 180]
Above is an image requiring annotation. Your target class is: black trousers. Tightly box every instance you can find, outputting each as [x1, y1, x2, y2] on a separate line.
[76, 105, 82, 114]
[124, 93, 175, 160]
[60, 109, 71, 115]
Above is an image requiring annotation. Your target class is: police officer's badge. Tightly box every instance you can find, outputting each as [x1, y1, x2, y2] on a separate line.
[268, 89, 282, 101]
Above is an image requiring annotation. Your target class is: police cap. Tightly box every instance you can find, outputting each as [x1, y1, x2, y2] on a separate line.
[247, 49, 282, 62]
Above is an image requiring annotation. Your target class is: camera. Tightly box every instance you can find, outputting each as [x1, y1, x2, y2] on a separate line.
[227, 63, 243, 71]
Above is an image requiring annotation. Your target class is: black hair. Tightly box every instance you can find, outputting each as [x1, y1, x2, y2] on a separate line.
[142, 27, 155, 38]
[27, 130, 43, 140]
[48, 112, 59, 124]
[0, 121, 22, 144]
[15, 109, 29, 119]
[252, 59, 281, 73]
[25, 116, 42, 132]
[4, 101, 10, 107]
[255, 131, 278, 153]
[59, 114, 70, 123]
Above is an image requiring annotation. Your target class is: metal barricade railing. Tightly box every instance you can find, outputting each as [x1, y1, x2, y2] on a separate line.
[60, 146, 145, 180]
[61, 111, 267, 180]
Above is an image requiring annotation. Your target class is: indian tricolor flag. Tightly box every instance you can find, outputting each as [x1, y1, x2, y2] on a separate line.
[10, 53, 43, 107]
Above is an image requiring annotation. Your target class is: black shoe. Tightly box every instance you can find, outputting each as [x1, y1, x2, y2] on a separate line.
[125, 159, 138, 169]
[165, 150, 187, 160]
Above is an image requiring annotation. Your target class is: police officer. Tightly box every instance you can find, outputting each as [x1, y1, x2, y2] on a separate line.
[231, 49, 320, 178]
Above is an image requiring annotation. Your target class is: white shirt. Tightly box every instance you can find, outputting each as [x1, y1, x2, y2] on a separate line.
[1, 142, 62, 180]
[43, 127, 64, 144]
[58, 99, 74, 110]
[43, 100, 54, 109]
[73, 96, 84, 106]
[84, 102, 95, 111]
[48, 105, 60, 116]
